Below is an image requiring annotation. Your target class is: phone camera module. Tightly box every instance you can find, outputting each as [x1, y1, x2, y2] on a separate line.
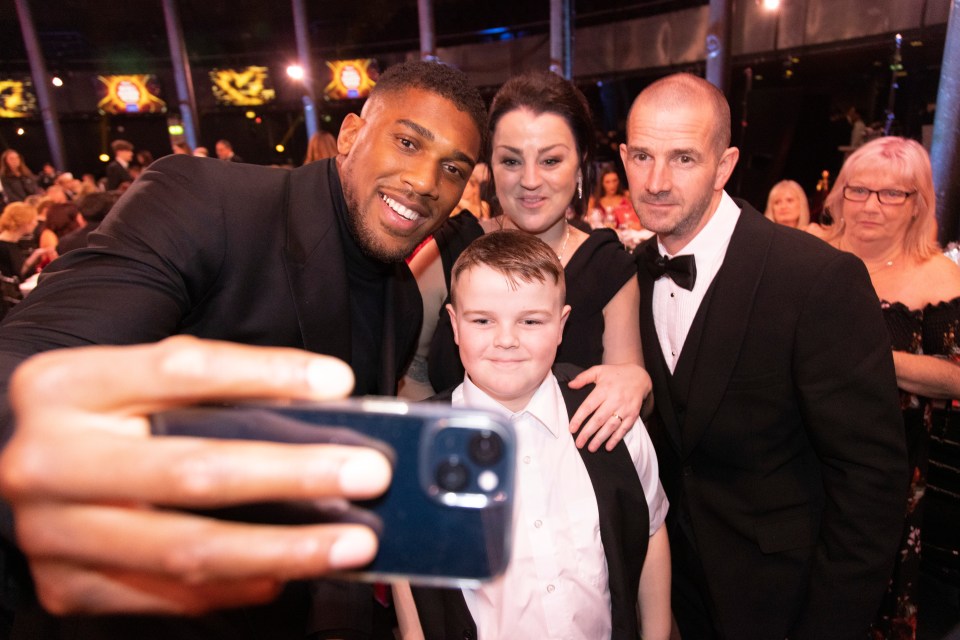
[435, 457, 470, 492]
[469, 431, 503, 466]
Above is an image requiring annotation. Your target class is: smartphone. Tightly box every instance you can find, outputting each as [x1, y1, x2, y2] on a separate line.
[149, 397, 515, 587]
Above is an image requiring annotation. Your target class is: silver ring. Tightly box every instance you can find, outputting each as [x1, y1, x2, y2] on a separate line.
[612, 412, 623, 422]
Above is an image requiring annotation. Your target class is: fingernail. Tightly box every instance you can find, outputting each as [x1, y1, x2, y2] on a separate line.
[339, 450, 392, 497]
[306, 358, 354, 397]
[329, 527, 378, 569]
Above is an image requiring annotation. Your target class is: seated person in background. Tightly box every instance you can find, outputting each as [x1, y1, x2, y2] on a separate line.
[0, 203, 52, 280]
[0, 150, 39, 204]
[79, 173, 100, 195]
[40, 202, 83, 263]
[36, 163, 57, 190]
[822, 135, 960, 639]
[55, 172, 83, 201]
[215, 139, 243, 163]
[57, 191, 120, 254]
[763, 179, 810, 229]
[303, 131, 339, 164]
[410, 230, 670, 640]
[587, 168, 641, 230]
[451, 162, 490, 219]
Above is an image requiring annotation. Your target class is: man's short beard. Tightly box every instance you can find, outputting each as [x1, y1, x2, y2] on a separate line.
[671, 190, 714, 239]
[342, 181, 418, 263]
[642, 188, 715, 242]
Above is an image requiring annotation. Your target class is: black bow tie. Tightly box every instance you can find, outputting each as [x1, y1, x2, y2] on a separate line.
[643, 244, 697, 291]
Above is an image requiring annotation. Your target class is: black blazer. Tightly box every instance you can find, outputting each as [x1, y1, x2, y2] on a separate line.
[639, 202, 906, 640]
[0, 155, 423, 639]
[104, 160, 132, 190]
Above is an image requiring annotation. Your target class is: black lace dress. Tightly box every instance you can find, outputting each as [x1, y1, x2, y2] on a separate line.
[871, 297, 960, 640]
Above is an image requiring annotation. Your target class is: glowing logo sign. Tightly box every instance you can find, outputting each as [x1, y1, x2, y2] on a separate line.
[0, 79, 38, 118]
[324, 59, 377, 100]
[97, 75, 166, 114]
[210, 66, 276, 106]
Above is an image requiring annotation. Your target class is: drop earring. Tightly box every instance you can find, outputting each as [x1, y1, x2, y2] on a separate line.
[577, 173, 583, 200]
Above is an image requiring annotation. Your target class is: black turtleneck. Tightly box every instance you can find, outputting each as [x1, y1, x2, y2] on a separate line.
[329, 165, 391, 396]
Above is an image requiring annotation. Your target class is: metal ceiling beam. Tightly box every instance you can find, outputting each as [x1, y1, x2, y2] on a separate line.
[14, 0, 66, 171]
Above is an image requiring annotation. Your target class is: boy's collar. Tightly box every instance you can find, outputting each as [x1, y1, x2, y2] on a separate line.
[460, 373, 566, 439]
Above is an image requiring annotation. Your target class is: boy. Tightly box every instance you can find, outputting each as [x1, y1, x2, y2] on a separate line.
[413, 230, 670, 640]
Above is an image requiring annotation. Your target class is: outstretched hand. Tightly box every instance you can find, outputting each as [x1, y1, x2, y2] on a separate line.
[567, 363, 653, 452]
[0, 336, 391, 615]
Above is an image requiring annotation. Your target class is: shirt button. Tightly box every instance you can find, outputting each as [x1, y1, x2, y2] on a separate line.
[534, 519, 542, 528]
[523, 456, 531, 464]
[671, 351, 676, 356]
[670, 292, 675, 298]
[546, 584, 555, 593]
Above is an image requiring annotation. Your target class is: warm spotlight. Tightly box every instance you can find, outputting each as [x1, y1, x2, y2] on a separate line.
[286, 65, 305, 80]
[51, 76, 63, 87]
[15, 128, 24, 136]
[99, 153, 110, 162]
[275, 144, 285, 153]
[761, 0, 780, 10]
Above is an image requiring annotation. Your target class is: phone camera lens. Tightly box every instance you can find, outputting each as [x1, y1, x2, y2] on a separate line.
[435, 457, 470, 492]
[469, 431, 503, 465]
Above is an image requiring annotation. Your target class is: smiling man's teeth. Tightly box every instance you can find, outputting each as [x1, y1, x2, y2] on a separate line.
[382, 195, 418, 221]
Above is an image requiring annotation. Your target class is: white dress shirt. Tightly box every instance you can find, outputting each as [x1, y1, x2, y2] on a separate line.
[653, 191, 741, 373]
[454, 372, 668, 640]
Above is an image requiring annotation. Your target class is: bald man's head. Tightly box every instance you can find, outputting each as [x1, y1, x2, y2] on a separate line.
[630, 73, 731, 159]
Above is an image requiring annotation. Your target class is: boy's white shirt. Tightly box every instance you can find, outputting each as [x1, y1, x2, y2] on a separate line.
[453, 372, 668, 640]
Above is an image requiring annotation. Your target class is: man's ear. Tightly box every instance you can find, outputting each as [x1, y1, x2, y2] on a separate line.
[446, 303, 460, 345]
[714, 146, 740, 191]
[337, 113, 364, 155]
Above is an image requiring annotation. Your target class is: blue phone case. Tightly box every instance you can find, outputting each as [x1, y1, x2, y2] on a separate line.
[149, 398, 515, 587]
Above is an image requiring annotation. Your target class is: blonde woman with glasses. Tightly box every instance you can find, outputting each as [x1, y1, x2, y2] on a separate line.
[825, 135, 960, 640]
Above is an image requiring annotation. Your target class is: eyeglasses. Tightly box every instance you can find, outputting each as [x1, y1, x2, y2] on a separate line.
[842, 186, 915, 205]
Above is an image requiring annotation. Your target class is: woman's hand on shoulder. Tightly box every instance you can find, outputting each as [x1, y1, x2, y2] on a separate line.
[566, 362, 653, 452]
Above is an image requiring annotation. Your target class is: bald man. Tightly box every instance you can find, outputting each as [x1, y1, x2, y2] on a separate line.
[622, 73, 906, 640]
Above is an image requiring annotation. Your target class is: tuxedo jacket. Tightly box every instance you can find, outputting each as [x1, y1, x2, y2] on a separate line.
[639, 202, 906, 640]
[0, 155, 422, 639]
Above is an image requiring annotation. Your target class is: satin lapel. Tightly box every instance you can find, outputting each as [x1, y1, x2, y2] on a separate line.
[282, 160, 352, 364]
[636, 241, 682, 454]
[680, 204, 774, 458]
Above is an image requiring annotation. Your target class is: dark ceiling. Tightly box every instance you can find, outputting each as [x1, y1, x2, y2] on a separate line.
[0, 0, 705, 70]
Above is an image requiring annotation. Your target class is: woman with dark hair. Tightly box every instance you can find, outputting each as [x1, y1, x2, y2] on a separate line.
[587, 167, 641, 230]
[0, 150, 39, 203]
[39, 202, 83, 262]
[825, 136, 960, 639]
[405, 71, 651, 448]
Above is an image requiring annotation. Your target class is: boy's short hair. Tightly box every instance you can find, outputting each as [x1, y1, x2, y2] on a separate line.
[450, 230, 565, 305]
